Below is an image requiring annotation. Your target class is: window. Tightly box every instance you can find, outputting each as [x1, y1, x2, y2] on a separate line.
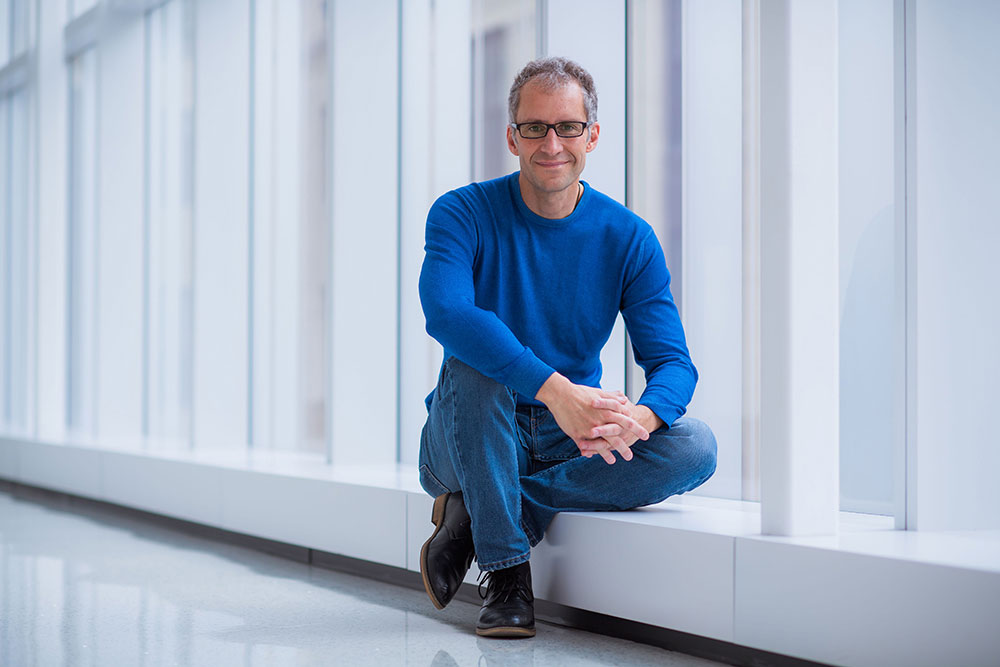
[471, 0, 537, 181]
[628, 0, 744, 500]
[249, 0, 331, 453]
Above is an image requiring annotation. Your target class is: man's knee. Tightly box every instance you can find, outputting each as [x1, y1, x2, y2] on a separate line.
[671, 417, 718, 481]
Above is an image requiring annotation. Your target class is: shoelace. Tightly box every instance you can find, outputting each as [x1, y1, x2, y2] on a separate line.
[477, 567, 532, 603]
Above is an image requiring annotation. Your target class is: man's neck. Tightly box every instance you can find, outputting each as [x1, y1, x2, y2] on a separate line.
[519, 175, 582, 220]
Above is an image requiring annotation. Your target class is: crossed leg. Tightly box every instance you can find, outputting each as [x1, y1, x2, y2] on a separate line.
[418, 357, 717, 571]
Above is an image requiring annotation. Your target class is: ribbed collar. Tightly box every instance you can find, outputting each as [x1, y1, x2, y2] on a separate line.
[509, 171, 591, 228]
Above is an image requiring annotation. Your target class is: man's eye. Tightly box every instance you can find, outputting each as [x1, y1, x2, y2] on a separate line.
[525, 124, 546, 134]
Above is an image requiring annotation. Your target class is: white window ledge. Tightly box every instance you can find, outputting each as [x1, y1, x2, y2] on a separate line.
[1, 436, 998, 666]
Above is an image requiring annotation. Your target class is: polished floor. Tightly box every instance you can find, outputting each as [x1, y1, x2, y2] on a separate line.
[0, 488, 727, 666]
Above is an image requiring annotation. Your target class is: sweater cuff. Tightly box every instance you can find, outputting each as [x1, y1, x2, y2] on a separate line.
[637, 399, 684, 430]
[497, 347, 556, 400]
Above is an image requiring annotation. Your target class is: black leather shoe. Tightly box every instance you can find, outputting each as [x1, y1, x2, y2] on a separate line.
[420, 492, 475, 610]
[476, 561, 535, 638]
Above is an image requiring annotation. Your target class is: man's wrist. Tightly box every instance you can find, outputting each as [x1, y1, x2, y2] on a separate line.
[635, 404, 664, 433]
[535, 372, 571, 406]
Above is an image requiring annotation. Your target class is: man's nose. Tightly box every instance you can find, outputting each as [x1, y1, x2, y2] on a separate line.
[540, 127, 562, 152]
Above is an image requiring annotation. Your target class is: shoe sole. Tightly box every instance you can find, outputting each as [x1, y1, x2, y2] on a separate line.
[420, 492, 450, 610]
[475, 626, 536, 638]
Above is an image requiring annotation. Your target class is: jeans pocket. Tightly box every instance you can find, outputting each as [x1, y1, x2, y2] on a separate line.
[418, 464, 451, 497]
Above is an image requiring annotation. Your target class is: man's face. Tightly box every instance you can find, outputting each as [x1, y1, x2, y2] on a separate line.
[506, 80, 600, 200]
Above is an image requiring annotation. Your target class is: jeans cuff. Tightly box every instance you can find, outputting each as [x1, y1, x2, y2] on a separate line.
[477, 550, 530, 572]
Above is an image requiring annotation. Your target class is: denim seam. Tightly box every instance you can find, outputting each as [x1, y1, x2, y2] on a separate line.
[520, 517, 540, 547]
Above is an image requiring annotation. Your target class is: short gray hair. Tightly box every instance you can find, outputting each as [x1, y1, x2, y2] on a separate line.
[508, 57, 598, 124]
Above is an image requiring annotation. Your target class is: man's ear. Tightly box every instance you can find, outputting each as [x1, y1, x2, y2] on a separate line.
[585, 122, 600, 153]
[507, 125, 519, 156]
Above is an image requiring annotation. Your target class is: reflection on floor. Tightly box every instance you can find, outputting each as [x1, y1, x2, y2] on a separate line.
[0, 487, 726, 667]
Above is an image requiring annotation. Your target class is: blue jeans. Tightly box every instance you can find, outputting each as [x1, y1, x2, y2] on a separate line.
[418, 357, 718, 572]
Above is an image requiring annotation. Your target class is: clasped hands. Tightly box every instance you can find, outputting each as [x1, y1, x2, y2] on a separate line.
[535, 373, 661, 465]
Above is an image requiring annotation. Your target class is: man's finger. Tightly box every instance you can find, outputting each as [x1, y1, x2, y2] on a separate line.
[606, 412, 649, 441]
[609, 439, 634, 462]
[591, 397, 631, 415]
[596, 389, 628, 404]
[590, 423, 624, 439]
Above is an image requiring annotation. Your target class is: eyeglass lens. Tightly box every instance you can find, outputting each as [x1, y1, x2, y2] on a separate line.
[516, 122, 587, 138]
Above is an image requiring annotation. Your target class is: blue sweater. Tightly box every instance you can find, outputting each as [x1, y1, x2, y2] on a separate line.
[419, 172, 697, 426]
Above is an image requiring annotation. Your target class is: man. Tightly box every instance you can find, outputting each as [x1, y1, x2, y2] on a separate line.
[417, 57, 717, 638]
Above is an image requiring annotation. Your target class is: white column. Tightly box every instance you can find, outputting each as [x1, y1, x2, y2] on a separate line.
[329, 0, 399, 465]
[96, 16, 145, 442]
[398, 0, 439, 465]
[35, 0, 69, 441]
[758, 0, 840, 536]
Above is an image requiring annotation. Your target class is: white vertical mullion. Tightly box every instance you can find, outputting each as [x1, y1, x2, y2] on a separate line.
[35, 0, 68, 441]
[893, 0, 909, 529]
[250, 0, 274, 449]
[192, 0, 250, 449]
[759, 0, 840, 536]
[741, 0, 761, 502]
[95, 17, 144, 442]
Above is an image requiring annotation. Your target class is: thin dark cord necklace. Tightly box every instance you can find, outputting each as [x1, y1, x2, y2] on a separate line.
[572, 182, 583, 211]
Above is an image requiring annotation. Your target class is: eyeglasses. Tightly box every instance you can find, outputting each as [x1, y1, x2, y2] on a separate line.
[509, 121, 591, 139]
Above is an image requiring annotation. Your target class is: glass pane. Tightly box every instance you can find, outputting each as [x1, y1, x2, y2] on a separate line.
[838, 0, 898, 515]
[67, 49, 99, 435]
[0, 1, 10, 66]
[250, 0, 329, 454]
[0, 96, 8, 428]
[11, 0, 28, 55]
[71, 0, 98, 19]
[146, 0, 194, 447]
[627, 0, 682, 315]
[628, 0, 745, 501]
[471, 0, 536, 181]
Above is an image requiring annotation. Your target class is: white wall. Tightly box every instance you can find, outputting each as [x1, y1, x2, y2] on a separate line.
[909, 0, 1000, 530]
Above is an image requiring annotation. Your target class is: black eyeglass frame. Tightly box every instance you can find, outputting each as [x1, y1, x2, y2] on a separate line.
[508, 121, 593, 139]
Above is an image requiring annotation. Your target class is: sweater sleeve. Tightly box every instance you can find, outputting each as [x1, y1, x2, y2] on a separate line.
[620, 229, 698, 427]
[418, 191, 555, 399]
